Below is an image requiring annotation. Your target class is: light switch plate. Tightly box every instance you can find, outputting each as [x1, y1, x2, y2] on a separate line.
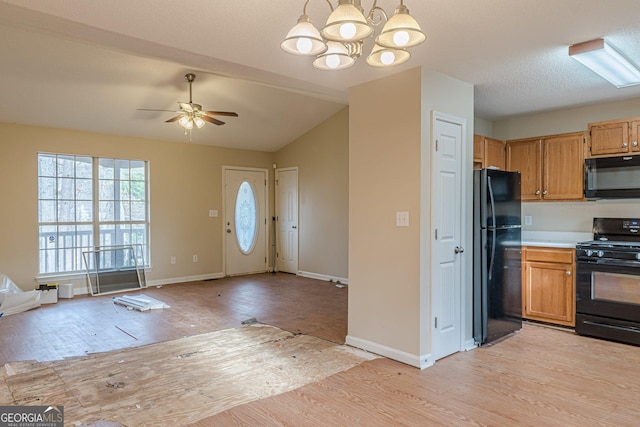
[396, 211, 409, 227]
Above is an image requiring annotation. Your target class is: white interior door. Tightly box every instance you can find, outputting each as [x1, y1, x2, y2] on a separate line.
[431, 112, 465, 360]
[224, 167, 267, 276]
[276, 167, 298, 273]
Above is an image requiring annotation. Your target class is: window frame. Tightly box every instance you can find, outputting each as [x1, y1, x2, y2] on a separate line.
[37, 152, 150, 279]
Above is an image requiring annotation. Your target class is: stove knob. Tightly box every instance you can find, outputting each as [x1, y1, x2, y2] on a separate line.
[636, 253, 640, 260]
[586, 250, 593, 256]
[597, 250, 605, 258]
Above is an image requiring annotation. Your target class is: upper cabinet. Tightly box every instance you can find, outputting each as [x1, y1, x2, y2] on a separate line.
[587, 117, 640, 157]
[506, 132, 585, 201]
[473, 135, 505, 170]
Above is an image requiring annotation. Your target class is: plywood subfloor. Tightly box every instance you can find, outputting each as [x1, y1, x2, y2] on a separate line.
[1, 325, 376, 426]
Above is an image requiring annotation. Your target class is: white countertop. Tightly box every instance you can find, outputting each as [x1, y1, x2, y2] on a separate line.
[521, 231, 592, 249]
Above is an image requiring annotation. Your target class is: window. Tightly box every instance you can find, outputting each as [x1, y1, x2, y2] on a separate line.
[234, 180, 257, 254]
[38, 153, 149, 275]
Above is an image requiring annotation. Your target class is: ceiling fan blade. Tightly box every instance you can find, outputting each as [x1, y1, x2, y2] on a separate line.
[137, 108, 179, 113]
[205, 111, 238, 117]
[165, 115, 182, 123]
[201, 115, 225, 125]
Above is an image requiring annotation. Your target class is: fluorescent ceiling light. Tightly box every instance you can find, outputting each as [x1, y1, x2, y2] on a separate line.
[569, 38, 640, 88]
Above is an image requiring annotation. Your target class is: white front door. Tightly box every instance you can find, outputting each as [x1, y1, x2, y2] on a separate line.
[224, 167, 268, 276]
[276, 167, 299, 273]
[431, 112, 465, 360]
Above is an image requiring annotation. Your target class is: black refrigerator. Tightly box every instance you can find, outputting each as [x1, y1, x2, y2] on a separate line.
[473, 169, 522, 345]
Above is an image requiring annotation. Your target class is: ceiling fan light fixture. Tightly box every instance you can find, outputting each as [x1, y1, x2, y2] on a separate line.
[569, 38, 640, 88]
[321, 0, 373, 42]
[281, 14, 328, 56]
[178, 115, 193, 129]
[376, 4, 425, 49]
[194, 116, 206, 128]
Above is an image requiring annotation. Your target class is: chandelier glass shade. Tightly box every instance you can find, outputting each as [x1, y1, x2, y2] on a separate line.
[281, 0, 425, 70]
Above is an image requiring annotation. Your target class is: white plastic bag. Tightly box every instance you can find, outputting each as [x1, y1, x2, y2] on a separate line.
[0, 273, 41, 316]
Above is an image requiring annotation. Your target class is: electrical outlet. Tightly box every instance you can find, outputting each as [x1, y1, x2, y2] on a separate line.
[170, 256, 176, 264]
[524, 215, 532, 226]
[193, 254, 198, 263]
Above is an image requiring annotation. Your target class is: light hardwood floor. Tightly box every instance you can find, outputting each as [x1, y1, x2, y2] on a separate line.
[2, 273, 640, 426]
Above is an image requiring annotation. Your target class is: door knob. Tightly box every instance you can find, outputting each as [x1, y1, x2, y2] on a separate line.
[634, 141, 638, 147]
[226, 229, 231, 234]
[535, 190, 541, 195]
[623, 142, 628, 148]
[455, 246, 464, 254]
[292, 225, 297, 229]
[542, 190, 548, 195]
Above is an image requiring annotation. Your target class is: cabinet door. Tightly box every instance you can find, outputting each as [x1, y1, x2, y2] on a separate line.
[543, 133, 584, 200]
[483, 137, 505, 170]
[506, 139, 542, 200]
[631, 121, 640, 152]
[473, 134, 484, 165]
[524, 261, 575, 327]
[589, 121, 629, 156]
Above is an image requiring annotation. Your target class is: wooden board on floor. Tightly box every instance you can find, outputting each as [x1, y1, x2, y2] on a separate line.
[1, 324, 376, 426]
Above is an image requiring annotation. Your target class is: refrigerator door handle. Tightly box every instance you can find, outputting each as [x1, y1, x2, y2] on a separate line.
[488, 227, 496, 280]
[487, 175, 496, 228]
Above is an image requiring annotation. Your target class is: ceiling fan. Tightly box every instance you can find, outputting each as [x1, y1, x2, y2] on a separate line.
[138, 73, 238, 130]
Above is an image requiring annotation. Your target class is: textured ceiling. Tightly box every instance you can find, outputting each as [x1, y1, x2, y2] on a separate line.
[1, 0, 640, 151]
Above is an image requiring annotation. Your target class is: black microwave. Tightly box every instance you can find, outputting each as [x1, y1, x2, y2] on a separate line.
[585, 155, 640, 199]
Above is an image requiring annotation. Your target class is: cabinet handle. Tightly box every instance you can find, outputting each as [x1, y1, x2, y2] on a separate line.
[566, 271, 571, 276]
[542, 190, 548, 195]
[623, 142, 628, 148]
[535, 190, 541, 195]
[634, 141, 638, 147]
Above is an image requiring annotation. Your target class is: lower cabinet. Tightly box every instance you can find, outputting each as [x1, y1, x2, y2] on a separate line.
[522, 246, 575, 327]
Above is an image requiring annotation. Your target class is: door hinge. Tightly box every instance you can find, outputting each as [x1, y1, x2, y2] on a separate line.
[265, 179, 267, 186]
[435, 139, 439, 152]
[265, 257, 267, 263]
[435, 228, 438, 240]
[435, 317, 438, 328]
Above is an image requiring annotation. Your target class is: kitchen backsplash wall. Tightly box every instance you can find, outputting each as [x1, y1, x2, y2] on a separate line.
[522, 200, 640, 232]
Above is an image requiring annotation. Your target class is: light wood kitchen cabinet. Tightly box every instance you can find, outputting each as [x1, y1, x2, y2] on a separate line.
[587, 117, 640, 157]
[506, 132, 584, 201]
[522, 247, 575, 327]
[473, 134, 505, 170]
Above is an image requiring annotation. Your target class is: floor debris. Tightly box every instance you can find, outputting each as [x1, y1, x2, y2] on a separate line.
[241, 317, 258, 325]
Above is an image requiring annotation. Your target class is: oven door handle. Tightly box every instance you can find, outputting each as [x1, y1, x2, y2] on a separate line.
[578, 258, 640, 268]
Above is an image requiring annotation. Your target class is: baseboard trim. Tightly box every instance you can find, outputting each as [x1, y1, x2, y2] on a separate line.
[297, 270, 349, 285]
[346, 335, 433, 369]
[147, 272, 225, 287]
[464, 338, 478, 351]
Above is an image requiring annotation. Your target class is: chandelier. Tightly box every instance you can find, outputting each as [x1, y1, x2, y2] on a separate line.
[281, 0, 425, 70]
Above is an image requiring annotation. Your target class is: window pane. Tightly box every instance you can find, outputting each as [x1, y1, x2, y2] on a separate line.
[76, 157, 92, 179]
[39, 200, 56, 223]
[118, 181, 130, 201]
[130, 202, 146, 221]
[120, 201, 131, 221]
[39, 154, 57, 177]
[57, 155, 75, 178]
[130, 160, 145, 181]
[100, 179, 114, 201]
[39, 177, 56, 199]
[99, 158, 114, 179]
[76, 178, 92, 201]
[99, 201, 115, 222]
[116, 159, 130, 180]
[40, 249, 57, 274]
[235, 181, 257, 254]
[76, 200, 93, 222]
[76, 224, 94, 249]
[58, 177, 75, 200]
[100, 224, 115, 247]
[57, 200, 75, 223]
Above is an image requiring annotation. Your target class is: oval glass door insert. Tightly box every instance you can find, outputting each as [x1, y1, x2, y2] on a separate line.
[235, 181, 257, 254]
